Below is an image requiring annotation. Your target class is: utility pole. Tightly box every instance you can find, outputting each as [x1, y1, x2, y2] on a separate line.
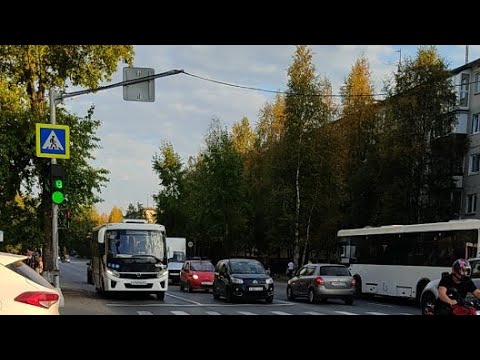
[466, 45, 469, 64]
[50, 89, 60, 288]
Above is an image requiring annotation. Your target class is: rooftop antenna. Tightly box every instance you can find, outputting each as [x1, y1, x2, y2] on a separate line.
[465, 45, 469, 64]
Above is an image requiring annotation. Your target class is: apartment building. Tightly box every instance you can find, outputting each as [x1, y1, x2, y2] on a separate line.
[451, 58, 480, 218]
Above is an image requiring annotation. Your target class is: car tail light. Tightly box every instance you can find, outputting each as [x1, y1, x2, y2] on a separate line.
[351, 278, 356, 287]
[14, 291, 59, 309]
[315, 277, 325, 286]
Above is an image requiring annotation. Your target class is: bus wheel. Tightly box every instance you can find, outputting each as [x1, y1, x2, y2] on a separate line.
[416, 280, 430, 305]
[156, 292, 165, 301]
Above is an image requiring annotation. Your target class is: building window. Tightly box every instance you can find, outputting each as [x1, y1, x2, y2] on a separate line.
[469, 154, 480, 174]
[459, 73, 470, 107]
[467, 194, 477, 214]
[475, 73, 480, 94]
[473, 114, 480, 134]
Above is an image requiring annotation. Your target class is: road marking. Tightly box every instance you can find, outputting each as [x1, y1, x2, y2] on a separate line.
[106, 301, 294, 307]
[137, 311, 154, 315]
[171, 310, 190, 315]
[271, 299, 295, 305]
[206, 311, 221, 315]
[237, 311, 257, 315]
[166, 293, 202, 305]
[304, 311, 325, 315]
[270, 311, 292, 315]
[396, 312, 415, 315]
[367, 302, 393, 308]
[334, 311, 359, 315]
[365, 311, 388, 315]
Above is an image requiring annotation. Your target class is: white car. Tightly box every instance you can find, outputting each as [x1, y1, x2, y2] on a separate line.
[0, 252, 60, 315]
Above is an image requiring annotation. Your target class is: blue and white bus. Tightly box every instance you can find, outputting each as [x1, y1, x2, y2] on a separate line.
[90, 219, 168, 300]
[337, 219, 480, 303]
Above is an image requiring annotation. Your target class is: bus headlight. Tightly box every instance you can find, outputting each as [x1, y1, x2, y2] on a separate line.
[106, 268, 120, 278]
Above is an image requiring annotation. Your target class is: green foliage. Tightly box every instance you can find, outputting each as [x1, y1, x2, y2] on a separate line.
[124, 203, 145, 220]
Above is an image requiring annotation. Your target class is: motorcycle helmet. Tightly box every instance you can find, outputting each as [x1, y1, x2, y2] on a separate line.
[452, 259, 471, 280]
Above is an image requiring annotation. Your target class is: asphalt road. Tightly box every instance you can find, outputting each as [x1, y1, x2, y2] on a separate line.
[59, 258, 421, 315]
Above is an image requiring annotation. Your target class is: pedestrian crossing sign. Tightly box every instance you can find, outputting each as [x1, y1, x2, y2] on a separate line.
[36, 123, 70, 159]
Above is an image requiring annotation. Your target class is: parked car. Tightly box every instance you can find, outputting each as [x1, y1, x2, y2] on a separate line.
[179, 259, 215, 292]
[0, 251, 60, 315]
[286, 263, 355, 305]
[420, 257, 480, 315]
[212, 258, 274, 303]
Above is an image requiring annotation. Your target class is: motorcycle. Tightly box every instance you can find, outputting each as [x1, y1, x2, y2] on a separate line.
[425, 288, 480, 315]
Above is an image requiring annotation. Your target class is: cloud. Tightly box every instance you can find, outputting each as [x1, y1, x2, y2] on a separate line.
[65, 45, 468, 215]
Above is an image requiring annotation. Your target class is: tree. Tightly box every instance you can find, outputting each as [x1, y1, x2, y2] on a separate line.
[124, 203, 146, 220]
[152, 141, 186, 235]
[376, 46, 463, 224]
[108, 206, 123, 223]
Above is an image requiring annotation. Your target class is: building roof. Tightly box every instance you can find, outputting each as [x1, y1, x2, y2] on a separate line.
[451, 57, 480, 75]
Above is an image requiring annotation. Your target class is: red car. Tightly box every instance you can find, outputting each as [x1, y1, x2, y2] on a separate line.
[179, 260, 215, 292]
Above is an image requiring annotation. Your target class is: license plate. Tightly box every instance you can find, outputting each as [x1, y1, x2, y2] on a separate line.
[201, 282, 213, 286]
[331, 281, 346, 287]
[131, 280, 147, 286]
[249, 287, 264, 291]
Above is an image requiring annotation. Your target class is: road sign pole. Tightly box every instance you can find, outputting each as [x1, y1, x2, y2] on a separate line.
[50, 88, 60, 289]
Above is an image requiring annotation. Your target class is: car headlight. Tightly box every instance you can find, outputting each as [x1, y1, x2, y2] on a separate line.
[266, 277, 273, 284]
[192, 274, 199, 280]
[231, 277, 244, 284]
[106, 268, 120, 277]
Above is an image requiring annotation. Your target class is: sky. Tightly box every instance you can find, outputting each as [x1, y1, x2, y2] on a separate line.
[63, 45, 480, 216]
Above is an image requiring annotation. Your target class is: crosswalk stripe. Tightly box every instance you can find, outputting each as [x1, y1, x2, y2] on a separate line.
[304, 311, 325, 315]
[334, 311, 359, 315]
[365, 311, 388, 315]
[237, 311, 257, 315]
[206, 311, 221, 315]
[270, 311, 292, 315]
[171, 311, 190, 315]
[137, 311, 154, 315]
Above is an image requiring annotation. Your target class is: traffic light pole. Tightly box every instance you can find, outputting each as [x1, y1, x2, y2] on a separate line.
[50, 89, 60, 289]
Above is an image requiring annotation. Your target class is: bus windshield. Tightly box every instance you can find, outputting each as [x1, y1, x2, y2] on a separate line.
[107, 230, 165, 260]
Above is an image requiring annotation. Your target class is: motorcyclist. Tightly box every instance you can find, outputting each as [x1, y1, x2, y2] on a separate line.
[434, 258, 480, 315]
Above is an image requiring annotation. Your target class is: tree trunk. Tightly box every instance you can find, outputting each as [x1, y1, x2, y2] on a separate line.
[293, 161, 301, 267]
[301, 201, 315, 265]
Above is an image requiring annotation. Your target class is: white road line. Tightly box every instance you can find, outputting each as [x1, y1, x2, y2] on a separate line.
[367, 302, 393, 308]
[171, 310, 190, 315]
[206, 311, 221, 315]
[396, 313, 415, 315]
[335, 311, 359, 315]
[166, 293, 202, 305]
[365, 311, 388, 315]
[107, 302, 294, 307]
[270, 311, 292, 315]
[304, 311, 325, 315]
[137, 311, 154, 315]
[237, 311, 257, 315]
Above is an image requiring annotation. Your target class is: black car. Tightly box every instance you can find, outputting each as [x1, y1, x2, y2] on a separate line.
[212, 258, 274, 303]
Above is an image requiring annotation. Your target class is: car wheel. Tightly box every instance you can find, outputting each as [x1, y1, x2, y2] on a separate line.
[421, 291, 436, 315]
[308, 288, 316, 304]
[286, 285, 295, 301]
[156, 292, 165, 301]
[265, 295, 274, 304]
[345, 296, 354, 305]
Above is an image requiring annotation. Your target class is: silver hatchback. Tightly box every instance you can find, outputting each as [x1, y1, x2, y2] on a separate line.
[286, 263, 355, 305]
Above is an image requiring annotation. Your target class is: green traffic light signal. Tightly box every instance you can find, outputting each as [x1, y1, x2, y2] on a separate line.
[52, 191, 65, 204]
[55, 179, 63, 189]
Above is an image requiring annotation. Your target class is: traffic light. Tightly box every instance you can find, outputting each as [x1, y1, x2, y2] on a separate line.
[51, 164, 65, 205]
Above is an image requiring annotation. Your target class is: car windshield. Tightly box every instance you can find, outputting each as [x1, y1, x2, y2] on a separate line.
[107, 230, 165, 260]
[7, 261, 55, 289]
[191, 261, 214, 271]
[229, 260, 266, 274]
[320, 266, 350, 276]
